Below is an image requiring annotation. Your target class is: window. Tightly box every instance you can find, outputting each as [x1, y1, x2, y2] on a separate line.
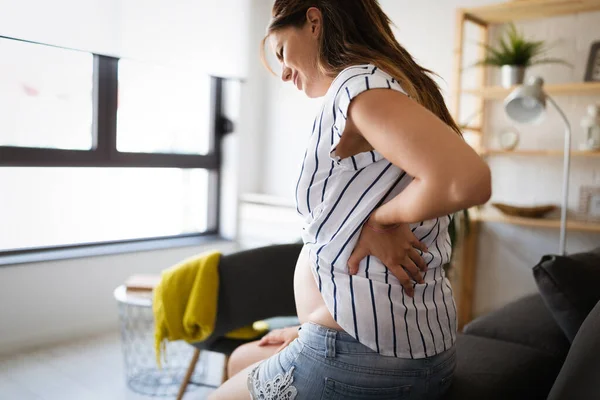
[0, 37, 94, 150]
[0, 168, 213, 251]
[0, 37, 232, 258]
[117, 60, 212, 155]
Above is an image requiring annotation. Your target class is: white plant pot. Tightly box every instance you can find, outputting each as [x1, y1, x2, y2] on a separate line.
[501, 65, 526, 88]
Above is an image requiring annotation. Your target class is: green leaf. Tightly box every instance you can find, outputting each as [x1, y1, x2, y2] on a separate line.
[530, 57, 574, 67]
[472, 22, 569, 68]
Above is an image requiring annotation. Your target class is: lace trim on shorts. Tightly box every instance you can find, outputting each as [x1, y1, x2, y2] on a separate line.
[247, 363, 298, 400]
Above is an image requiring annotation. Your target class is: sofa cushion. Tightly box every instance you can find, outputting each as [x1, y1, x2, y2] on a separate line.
[533, 247, 600, 342]
[444, 334, 564, 400]
[464, 293, 570, 358]
[547, 300, 600, 400]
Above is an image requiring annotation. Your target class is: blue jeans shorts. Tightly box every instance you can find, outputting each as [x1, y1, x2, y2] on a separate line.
[247, 322, 456, 400]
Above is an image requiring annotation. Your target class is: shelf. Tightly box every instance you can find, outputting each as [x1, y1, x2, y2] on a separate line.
[472, 207, 600, 233]
[480, 149, 600, 157]
[463, 0, 600, 25]
[462, 81, 600, 99]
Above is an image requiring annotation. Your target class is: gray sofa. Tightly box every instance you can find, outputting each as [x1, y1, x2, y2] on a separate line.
[444, 247, 600, 400]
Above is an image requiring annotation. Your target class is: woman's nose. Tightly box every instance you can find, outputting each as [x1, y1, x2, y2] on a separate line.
[281, 65, 292, 83]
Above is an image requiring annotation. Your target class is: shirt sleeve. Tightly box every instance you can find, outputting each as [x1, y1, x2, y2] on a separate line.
[329, 65, 409, 171]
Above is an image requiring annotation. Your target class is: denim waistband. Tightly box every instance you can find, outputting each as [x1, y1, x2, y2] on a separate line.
[298, 322, 366, 357]
[298, 322, 456, 371]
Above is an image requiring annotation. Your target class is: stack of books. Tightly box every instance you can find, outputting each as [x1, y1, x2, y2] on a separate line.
[125, 274, 161, 293]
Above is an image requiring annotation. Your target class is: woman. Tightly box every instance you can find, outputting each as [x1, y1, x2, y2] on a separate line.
[210, 1, 491, 399]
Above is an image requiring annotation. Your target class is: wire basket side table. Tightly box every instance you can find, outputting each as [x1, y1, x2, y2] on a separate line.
[113, 285, 205, 397]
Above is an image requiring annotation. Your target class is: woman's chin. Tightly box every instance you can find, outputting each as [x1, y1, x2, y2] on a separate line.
[303, 85, 326, 99]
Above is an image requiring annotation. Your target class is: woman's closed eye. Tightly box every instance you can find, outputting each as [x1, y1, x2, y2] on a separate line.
[277, 47, 284, 61]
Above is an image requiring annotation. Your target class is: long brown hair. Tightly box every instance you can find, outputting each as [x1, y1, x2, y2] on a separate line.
[262, 0, 462, 136]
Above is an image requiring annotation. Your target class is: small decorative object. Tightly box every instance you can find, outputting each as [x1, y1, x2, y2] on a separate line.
[584, 41, 600, 82]
[492, 202, 557, 219]
[579, 104, 600, 151]
[578, 186, 600, 222]
[498, 127, 520, 150]
[474, 23, 571, 88]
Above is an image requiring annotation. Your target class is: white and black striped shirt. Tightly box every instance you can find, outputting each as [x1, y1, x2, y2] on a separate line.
[296, 64, 457, 359]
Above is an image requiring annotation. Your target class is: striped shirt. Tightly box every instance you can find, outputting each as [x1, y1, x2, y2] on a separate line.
[295, 64, 457, 359]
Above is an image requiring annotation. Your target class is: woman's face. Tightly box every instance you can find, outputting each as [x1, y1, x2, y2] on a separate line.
[269, 10, 332, 98]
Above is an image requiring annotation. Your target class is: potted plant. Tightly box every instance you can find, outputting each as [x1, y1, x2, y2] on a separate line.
[475, 23, 571, 88]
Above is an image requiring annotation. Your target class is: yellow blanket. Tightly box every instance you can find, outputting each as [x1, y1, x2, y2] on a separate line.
[153, 250, 266, 366]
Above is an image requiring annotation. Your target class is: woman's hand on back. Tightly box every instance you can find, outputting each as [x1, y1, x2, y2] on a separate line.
[347, 216, 428, 297]
[258, 326, 300, 353]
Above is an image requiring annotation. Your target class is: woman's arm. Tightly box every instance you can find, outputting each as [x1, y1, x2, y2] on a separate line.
[346, 89, 491, 226]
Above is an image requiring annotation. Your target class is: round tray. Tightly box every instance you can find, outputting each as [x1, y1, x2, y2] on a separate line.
[491, 203, 557, 219]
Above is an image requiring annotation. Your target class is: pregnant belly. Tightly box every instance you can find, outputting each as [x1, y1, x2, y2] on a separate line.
[294, 245, 343, 331]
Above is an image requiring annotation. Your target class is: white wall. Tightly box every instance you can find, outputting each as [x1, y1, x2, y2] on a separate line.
[0, 240, 241, 356]
[0, 0, 252, 77]
[116, 0, 251, 77]
[254, 0, 600, 318]
[236, 0, 274, 195]
[0, 0, 121, 56]
[0, 0, 265, 355]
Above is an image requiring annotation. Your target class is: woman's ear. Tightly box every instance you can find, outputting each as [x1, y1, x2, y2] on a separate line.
[306, 7, 322, 37]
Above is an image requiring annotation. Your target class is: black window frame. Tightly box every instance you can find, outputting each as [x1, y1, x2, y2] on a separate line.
[0, 36, 234, 265]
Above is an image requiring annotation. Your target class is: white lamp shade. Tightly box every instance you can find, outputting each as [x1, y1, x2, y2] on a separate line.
[504, 76, 547, 124]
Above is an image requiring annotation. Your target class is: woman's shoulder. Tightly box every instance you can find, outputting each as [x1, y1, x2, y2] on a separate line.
[327, 64, 406, 105]
[331, 64, 381, 89]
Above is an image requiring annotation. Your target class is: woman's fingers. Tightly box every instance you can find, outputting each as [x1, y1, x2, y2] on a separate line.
[401, 257, 424, 284]
[387, 264, 415, 297]
[259, 337, 283, 346]
[408, 232, 428, 271]
[258, 332, 284, 346]
[408, 230, 428, 252]
[410, 233, 428, 252]
[409, 247, 428, 272]
[347, 246, 369, 275]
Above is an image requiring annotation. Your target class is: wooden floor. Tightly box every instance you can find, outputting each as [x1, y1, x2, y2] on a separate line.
[0, 332, 225, 400]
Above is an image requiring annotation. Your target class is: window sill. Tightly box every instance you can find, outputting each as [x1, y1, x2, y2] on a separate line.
[0, 234, 234, 267]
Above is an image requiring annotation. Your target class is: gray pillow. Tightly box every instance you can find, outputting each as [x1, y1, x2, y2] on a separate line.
[546, 300, 600, 400]
[444, 334, 563, 400]
[532, 247, 600, 342]
[463, 293, 570, 358]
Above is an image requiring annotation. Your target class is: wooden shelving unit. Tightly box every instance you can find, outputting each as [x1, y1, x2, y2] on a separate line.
[463, 0, 600, 24]
[463, 81, 600, 99]
[480, 149, 600, 157]
[472, 207, 600, 233]
[452, 0, 600, 330]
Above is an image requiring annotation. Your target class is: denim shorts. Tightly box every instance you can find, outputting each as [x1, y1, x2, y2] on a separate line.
[247, 322, 456, 400]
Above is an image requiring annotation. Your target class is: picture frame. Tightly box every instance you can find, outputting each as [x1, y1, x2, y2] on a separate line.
[584, 41, 600, 82]
[578, 186, 600, 222]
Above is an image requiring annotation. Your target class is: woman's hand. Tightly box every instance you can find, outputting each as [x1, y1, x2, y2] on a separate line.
[258, 326, 300, 353]
[347, 216, 428, 297]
